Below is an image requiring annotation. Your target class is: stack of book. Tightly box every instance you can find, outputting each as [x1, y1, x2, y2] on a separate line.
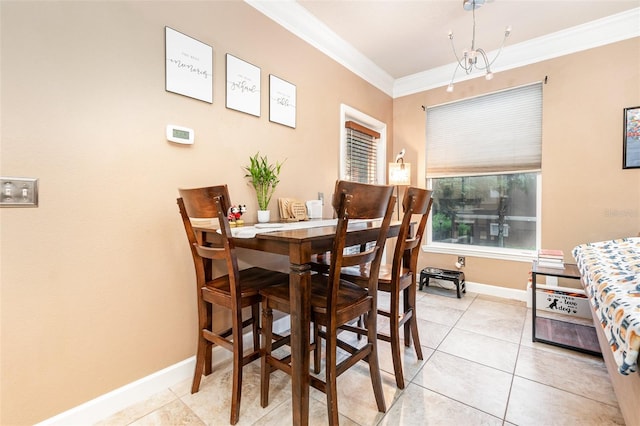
[537, 249, 565, 269]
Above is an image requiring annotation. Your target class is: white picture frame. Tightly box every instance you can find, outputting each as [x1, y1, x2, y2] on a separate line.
[165, 27, 213, 103]
[225, 54, 261, 117]
[269, 75, 296, 128]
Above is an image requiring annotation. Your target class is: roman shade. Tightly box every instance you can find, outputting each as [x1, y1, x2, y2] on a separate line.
[426, 83, 542, 177]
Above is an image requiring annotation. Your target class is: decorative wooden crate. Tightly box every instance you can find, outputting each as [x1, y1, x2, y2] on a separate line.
[527, 284, 591, 319]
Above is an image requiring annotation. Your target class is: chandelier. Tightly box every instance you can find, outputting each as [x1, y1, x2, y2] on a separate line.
[446, 0, 511, 92]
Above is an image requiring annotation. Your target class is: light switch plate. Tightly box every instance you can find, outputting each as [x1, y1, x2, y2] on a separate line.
[0, 177, 38, 207]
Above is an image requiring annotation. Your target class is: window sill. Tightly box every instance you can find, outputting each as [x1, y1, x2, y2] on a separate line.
[422, 243, 537, 263]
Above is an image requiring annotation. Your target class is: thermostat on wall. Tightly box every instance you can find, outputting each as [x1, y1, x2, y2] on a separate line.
[166, 124, 194, 145]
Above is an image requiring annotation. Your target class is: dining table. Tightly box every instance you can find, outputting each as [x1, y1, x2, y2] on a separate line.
[194, 218, 402, 425]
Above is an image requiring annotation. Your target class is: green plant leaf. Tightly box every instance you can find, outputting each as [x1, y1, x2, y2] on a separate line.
[243, 152, 285, 210]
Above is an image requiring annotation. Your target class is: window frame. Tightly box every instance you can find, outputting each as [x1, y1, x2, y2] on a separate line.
[422, 83, 543, 263]
[339, 104, 387, 184]
[423, 173, 541, 263]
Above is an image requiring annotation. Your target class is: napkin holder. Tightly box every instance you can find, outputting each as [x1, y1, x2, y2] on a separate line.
[306, 200, 322, 219]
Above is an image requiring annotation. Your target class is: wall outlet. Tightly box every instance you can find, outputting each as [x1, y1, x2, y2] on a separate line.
[457, 256, 466, 267]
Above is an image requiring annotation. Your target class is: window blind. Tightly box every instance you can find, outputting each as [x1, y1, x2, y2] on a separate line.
[426, 83, 542, 177]
[345, 121, 380, 184]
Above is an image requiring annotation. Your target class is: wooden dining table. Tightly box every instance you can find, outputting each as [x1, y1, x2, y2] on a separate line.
[195, 219, 401, 425]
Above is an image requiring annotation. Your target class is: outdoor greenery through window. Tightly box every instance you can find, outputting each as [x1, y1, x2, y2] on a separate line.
[431, 173, 537, 250]
[426, 83, 542, 253]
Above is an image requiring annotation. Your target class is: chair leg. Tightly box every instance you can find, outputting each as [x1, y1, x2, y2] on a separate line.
[260, 302, 274, 408]
[252, 303, 260, 352]
[204, 341, 213, 376]
[203, 303, 213, 376]
[313, 322, 321, 374]
[366, 310, 387, 413]
[193, 302, 212, 393]
[325, 329, 340, 426]
[408, 283, 423, 360]
[389, 291, 405, 389]
[191, 334, 207, 393]
[403, 288, 411, 347]
[230, 309, 244, 425]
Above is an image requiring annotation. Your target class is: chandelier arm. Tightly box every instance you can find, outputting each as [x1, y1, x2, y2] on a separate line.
[447, 63, 461, 92]
[449, 63, 460, 84]
[475, 48, 491, 72]
[486, 34, 510, 67]
[448, 34, 467, 68]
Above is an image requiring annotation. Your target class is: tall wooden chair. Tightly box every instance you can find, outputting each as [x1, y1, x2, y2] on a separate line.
[177, 185, 289, 425]
[338, 187, 433, 388]
[260, 180, 395, 425]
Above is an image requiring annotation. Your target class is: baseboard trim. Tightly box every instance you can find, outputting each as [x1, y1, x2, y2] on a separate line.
[466, 281, 528, 302]
[37, 283, 527, 425]
[36, 357, 196, 426]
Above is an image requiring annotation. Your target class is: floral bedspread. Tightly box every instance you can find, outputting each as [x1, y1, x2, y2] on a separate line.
[572, 237, 640, 375]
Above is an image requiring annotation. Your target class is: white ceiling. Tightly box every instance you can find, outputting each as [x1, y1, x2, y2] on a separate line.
[247, 0, 640, 97]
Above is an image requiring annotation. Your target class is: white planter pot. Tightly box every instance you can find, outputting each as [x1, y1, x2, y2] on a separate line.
[257, 210, 270, 223]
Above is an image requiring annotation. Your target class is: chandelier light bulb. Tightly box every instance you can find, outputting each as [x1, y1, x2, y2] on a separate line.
[446, 83, 454, 92]
[486, 71, 494, 80]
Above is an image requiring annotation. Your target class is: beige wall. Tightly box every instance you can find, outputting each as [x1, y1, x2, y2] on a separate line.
[1, 1, 638, 424]
[399, 38, 640, 288]
[0, 2, 393, 424]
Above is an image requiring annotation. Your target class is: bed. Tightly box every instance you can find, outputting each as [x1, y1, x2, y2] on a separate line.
[572, 237, 640, 425]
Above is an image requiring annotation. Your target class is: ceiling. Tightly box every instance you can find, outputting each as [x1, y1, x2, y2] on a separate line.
[248, 0, 640, 96]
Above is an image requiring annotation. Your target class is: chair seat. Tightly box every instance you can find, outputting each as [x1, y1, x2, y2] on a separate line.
[206, 267, 289, 297]
[313, 256, 413, 293]
[259, 275, 370, 325]
[341, 264, 413, 290]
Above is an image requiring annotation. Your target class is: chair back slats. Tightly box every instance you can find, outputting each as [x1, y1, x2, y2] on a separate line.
[327, 181, 395, 314]
[340, 246, 377, 268]
[195, 245, 227, 261]
[180, 185, 232, 219]
[177, 185, 242, 300]
[391, 187, 433, 281]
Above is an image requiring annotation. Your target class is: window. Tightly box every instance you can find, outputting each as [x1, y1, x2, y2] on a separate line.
[340, 105, 387, 254]
[344, 121, 380, 184]
[340, 104, 386, 184]
[425, 83, 542, 258]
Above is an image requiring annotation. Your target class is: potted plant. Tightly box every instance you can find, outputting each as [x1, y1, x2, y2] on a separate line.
[243, 152, 284, 222]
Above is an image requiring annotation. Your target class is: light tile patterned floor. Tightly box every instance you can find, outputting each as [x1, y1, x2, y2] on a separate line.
[96, 289, 624, 425]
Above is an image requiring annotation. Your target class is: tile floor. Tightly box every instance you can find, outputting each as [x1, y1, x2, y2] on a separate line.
[96, 288, 625, 425]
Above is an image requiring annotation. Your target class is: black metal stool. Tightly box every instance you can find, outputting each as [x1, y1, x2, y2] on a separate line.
[419, 268, 466, 298]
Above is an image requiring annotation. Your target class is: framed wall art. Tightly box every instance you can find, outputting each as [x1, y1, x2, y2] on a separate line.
[623, 106, 640, 169]
[225, 54, 260, 117]
[269, 75, 296, 128]
[165, 27, 213, 103]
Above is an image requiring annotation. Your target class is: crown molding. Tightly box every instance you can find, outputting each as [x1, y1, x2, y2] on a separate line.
[246, 2, 639, 99]
[395, 7, 640, 97]
[245, 0, 395, 96]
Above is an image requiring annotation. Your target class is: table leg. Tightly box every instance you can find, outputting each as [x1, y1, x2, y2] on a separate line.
[289, 262, 311, 426]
